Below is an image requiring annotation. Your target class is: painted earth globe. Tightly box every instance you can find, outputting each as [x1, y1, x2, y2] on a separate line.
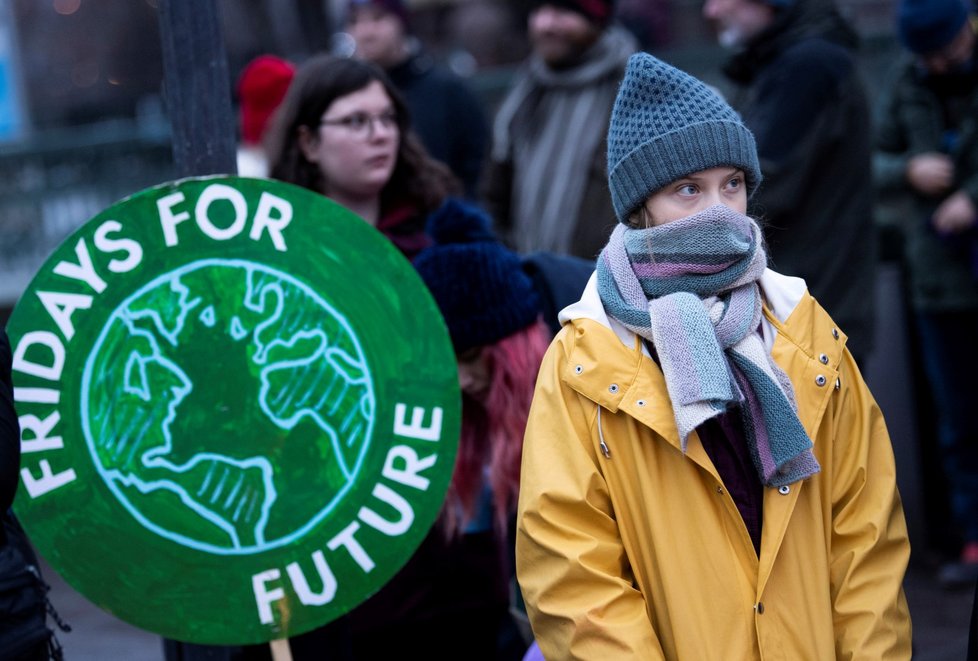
[82, 259, 374, 554]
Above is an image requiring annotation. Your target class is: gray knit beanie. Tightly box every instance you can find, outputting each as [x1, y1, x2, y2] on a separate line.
[607, 53, 763, 224]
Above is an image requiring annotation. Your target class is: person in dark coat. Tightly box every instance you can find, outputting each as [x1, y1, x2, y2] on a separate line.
[702, 0, 877, 365]
[345, 0, 491, 199]
[874, 0, 978, 588]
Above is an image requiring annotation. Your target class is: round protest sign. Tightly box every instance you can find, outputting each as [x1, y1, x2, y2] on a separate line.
[6, 176, 460, 645]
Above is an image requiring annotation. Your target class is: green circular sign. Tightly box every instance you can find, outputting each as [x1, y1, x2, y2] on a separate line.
[6, 176, 460, 645]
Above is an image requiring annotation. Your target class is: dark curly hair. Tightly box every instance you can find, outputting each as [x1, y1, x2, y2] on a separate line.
[265, 54, 458, 215]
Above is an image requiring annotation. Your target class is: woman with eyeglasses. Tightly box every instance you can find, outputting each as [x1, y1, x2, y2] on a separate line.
[265, 54, 458, 259]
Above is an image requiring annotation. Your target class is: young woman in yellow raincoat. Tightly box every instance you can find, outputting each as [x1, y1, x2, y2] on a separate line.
[515, 52, 913, 660]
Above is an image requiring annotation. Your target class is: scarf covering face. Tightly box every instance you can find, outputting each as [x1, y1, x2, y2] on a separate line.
[596, 205, 820, 487]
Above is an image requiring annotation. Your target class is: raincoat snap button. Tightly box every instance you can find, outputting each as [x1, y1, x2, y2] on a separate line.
[716, 485, 724, 495]
[574, 365, 583, 374]
[637, 399, 646, 407]
[609, 384, 619, 394]
[819, 353, 829, 365]
[832, 328, 839, 340]
[815, 375, 827, 387]
[778, 485, 790, 495]
[755, 602, 765, 614]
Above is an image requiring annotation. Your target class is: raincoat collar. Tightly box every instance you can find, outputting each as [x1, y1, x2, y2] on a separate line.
[557, 268, 843, 453]
[559, 268, 808, 353]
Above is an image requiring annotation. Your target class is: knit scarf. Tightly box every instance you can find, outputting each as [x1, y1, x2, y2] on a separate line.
[596, 205, 819, 487]
[491, 27, 636, 254]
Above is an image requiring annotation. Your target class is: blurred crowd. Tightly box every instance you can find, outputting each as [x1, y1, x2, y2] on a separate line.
[4, 0, 978, 658]
[229, 0, 977, 656]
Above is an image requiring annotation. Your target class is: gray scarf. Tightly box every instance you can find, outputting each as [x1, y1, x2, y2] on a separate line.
[492, 27, 636, 254]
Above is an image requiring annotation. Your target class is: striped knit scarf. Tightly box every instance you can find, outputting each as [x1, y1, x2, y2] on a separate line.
[491, 27, 636, 254]
[596, 205, 819, 487]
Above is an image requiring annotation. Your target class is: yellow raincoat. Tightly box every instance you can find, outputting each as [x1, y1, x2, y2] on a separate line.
[516, 270, 912, 660]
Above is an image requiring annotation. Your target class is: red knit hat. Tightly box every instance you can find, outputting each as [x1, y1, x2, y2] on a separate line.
[237, 55, 296, 146]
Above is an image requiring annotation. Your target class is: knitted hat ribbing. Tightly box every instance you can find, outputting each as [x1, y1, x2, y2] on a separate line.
[897, 0, 969, 54]
[606, 53, 762, 224]
[413, 199, 542, 354]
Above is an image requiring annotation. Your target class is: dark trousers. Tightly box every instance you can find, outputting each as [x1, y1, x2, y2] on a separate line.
[915, 310, 978, 544]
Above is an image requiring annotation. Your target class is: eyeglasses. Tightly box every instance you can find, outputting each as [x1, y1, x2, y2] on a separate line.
[319, 110, 399, 138]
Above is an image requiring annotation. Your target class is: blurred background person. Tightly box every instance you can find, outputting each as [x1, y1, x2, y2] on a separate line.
[235, 54, 296, 178]
[265, 53, 459, 259]
[338, 198, 554, 660]
[344, 0, 491, 199]
[702, 0, 877, 366]
[483, 0, 637, 260]
[337, 195, 587, 659]
[413, 200, 593, 657]
[874, 0, 978, 589]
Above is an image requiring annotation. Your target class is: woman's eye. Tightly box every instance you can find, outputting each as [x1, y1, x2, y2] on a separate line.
[346, 114, 369, 130]
[678, 184, 697, 195]
[726, 176, 743, 190]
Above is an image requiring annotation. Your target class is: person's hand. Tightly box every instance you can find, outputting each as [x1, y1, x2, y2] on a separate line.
[932, 190, 978, 235]
[906, 152, 954, 196]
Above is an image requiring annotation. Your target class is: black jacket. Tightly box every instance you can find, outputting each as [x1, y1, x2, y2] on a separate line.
[387, 52, 490, 200]
[724, 0, 876, 361]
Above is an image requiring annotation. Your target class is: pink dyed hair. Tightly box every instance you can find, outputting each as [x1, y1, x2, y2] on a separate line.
[443, 317, 551, 537]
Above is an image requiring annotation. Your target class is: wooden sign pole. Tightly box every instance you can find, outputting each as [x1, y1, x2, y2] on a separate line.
[270, 638, 295, 661]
